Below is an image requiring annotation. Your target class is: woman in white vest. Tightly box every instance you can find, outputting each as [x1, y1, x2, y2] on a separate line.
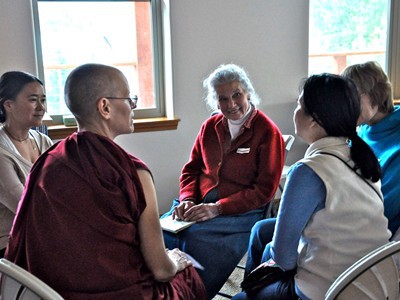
[233, 73, 391, 300]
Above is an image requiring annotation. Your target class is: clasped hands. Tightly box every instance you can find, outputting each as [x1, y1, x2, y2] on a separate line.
[172, 199, 220, 222]
[166, 248, 193, 272]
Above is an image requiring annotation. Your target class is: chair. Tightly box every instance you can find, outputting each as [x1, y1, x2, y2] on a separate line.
[325, 241, 400, 300]
[0, 258, 64, 300]
[264, 134, 295, 219]
[278, 135, 295, 192]
[391, 227, 400, 242]
[235, 134, 295, 273]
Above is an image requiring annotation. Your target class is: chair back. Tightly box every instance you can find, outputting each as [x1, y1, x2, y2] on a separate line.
[264, 134, 295, 218]
[282, 134, 295, 154]
[280, 134, 295, 180]
[325, 241, 400, 300]
[0, 258, 64, 300]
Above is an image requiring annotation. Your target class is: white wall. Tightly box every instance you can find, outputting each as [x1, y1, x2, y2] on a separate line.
[0, 0, 309, 213]
[0, 0, 38, 75]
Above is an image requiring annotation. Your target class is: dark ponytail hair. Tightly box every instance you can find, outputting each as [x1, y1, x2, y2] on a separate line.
[302, 73, 381, 182]
[0, 71, 43, 123]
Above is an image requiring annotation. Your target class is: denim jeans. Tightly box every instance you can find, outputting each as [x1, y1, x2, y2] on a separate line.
[235, 218, 299, 300]
[161, 198, 264, 299]
[232, 276, 297, 300]
[245, 218, 277, 276]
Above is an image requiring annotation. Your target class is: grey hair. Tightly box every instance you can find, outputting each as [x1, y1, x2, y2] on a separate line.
[203, 64, 261, 111]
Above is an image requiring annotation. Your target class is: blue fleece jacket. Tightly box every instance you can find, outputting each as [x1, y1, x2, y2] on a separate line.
[358, 106, 400, 235]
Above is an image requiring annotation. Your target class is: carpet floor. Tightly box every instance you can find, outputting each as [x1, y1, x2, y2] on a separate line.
[212, 254, 246, 299]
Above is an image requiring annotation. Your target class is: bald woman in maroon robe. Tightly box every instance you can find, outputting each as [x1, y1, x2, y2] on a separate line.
[5, 63, 206, 300]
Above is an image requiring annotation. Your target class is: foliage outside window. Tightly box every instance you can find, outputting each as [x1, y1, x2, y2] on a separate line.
[309, 0, 389, 75]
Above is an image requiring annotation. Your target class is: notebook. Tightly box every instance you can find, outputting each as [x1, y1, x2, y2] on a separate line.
[160, 215, 195, 234]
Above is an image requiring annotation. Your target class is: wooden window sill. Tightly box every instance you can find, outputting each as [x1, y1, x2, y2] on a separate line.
[47, 117, 181, 140]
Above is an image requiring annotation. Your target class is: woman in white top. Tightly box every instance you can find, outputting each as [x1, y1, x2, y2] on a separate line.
[0, 71, 53, 257]
[233, 73, 391, 300]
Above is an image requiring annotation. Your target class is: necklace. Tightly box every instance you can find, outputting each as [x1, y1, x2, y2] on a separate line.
[30, 138, 38, 151]
[3, 126, 30, 142]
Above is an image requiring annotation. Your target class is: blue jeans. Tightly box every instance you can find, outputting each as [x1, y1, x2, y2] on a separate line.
[245, 218, 276, 276]
[161, 198, 264, 299]
[232, 276, 297, 300]
[234, 218, 298, 300]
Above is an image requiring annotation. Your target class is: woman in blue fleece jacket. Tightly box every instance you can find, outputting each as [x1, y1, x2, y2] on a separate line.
[342, 61, 400, 237]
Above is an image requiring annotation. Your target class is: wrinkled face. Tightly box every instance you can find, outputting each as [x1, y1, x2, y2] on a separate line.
[5, 81, 46, 128]
[216, 81, 250, 120]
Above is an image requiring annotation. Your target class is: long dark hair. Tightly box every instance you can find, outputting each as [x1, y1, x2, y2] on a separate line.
[0, 71, 43, 123]
[302, 73, 381, 182]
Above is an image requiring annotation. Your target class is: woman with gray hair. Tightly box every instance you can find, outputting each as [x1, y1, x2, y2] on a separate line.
[161, 63, 285, 299]
[203, 63, 261, 111]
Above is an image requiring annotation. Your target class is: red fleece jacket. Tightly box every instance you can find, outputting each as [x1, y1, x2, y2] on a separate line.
[179, 108, 285, 215]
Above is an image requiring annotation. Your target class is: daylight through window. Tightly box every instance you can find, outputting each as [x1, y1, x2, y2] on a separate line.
[33, 0, 163, 121]
[309, 0, 389, 75]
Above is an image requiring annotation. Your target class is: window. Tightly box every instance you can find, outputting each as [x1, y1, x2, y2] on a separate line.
[387, 0, 400, 100]
[32, 0, 170, 125]
[309, 0, 400, 100]
[308, 0, 390, 76]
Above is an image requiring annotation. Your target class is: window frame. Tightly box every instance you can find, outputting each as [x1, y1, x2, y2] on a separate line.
[387, 0, 400, 100]
[31, 0, 176, 129]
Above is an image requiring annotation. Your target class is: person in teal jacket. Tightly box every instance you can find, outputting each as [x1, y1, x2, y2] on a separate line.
[342, 61, 400, 237]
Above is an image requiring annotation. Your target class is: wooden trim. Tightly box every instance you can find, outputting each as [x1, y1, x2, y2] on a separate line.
[394, 99, 400, 105]
[47, 117, 180, 140]
[47, 125, 77, 140]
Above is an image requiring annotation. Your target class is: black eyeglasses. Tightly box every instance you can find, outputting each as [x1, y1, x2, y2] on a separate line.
[105, 96, 138, 109]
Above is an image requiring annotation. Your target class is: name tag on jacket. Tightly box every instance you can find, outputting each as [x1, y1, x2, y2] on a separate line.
[237, 148, 250, 154]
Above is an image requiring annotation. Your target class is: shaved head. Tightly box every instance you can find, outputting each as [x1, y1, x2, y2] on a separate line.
[64, 63, 126, 124]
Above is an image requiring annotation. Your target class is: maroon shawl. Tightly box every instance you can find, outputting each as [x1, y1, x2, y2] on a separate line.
[6, 132, 206, 300]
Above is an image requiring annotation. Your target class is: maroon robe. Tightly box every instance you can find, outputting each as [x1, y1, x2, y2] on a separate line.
[6, 131, 206, 300]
